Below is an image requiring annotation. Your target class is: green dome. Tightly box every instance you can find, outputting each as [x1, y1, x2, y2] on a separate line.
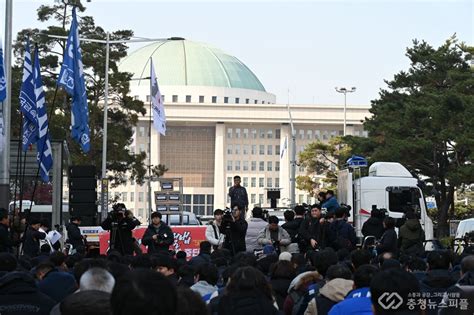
[119, 38, 266, 92]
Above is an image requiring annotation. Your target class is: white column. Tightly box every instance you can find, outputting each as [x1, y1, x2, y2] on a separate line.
[213, 123, 226, 209]
[279, 124, 291, 207]
[149, 125, 161, 218]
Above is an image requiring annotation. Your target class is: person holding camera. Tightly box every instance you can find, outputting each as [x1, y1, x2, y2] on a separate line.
[257, 216, 291, 255]
[101, 203, 140, 255]
[221, 205, 248, 255]
[205, 209, 225, 251]
[142, 212, 174, 255]
[299, 204, 330, 252]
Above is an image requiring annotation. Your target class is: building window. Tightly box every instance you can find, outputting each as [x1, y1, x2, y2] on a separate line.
[259, 161, 265, 171]
[227, 144, 233, 155]
[172, 95, 178, 103]
[122, 192, 128, 202]
[267, 130, 273, 139]
[139, 144, 145, 153]
[267, 161, 273, 171]
[235, 128, 241, 139]
[199, 95, 205, 103]
[275, 178, 280, 188]
[307, 130, 313, 140]
[134, 95, 139, 100]
[299, 194, 304, 204]
[251, 194, 256, 204]
[275, 129, 281, 139]
[212, 96, 217, 103]
[259, 129, 265, 139]
[299, 129, 305, 140]
[186, 95, 192, 103]
[259, 178, 264, 188]
[138, 192, 144, 202]
[146, 95, 151, 102]
[261, 101, 265, 104]
[227, 128, 232, 139]
[227, 177, 232, 187]
[259, 193, 264, 204]
[235, 161, 241, 171]
[235, 97, 239, 104]
[130, 192, 134, 202]
[251, 145, 257, 155]
[246, 98, 250, 104]
[224, 97, 229, 103]
[138, 208, 144, 218]
[243, 145, 249, 155]
[251, 129, 257, 139]
[227, 160, 233, 171]
[315, 130, 321, 140]
[251, 161, 257, 171]
[243, 128, 249, 139]
[254, 100, 258, 104]
[251, 177, 256, 187]
[235, 144, 240, 155]
[323, 131, 328, 140]
[243, 161, 249, 171]
[275, 145, 280, 155]
[139, 126, 145, 137]
[243, 177, 248, 187]
[275, 161, 280, 171]
[267, 145, 273, 155]
[259, 145, 265, 155]
[267, 178, 272, 188]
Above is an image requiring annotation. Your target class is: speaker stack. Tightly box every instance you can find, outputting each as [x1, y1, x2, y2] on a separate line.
[69, 165, 98, 226]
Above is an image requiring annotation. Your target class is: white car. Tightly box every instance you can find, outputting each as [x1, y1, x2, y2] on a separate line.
[454, 218, 474, 253]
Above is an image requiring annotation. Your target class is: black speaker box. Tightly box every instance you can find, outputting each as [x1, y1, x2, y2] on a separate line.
[69, 190, 97, 203]
[69, 203, 98, 217]
[69, 165, 96, 178]
[69, 178, 97, 190]
[267, 190, 280, 200]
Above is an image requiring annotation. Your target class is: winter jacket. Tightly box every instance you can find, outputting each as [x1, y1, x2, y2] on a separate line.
[206, 221, 225, 249]
[0, 271, 56, 315]
[37, 269, 77, 303]
[329, 220, 357, 251]
[322, 196, 340, 214]
[361, 217, 384, 239]
[376, 228, 398, 255]
[304, 278, 354, 315]
[0, 222, 13, 253]
[101, 216, 140, 255]
[257, 226, 291, 246]
[398, 219, 425, 256]
[282, 217, 305, 242]
[218, 290, 279, 315]
[189, 253, 212, 268]
[299, 218, 329, 250]
[439, 270, 474, 315]
[23, 226, 46, 257]
[191, 280, 218, 297]
[66, 223, 85, 251]
[283, 271, 323, 315]
[420, 269, 457, 315]
[328, 287, 372, 315]
[224, 218, 248, 255]
[246, 218, 268, 253]
[142, 222, 174, 254]
[270, 277, 292, 309]
[228, 185, 249, 209]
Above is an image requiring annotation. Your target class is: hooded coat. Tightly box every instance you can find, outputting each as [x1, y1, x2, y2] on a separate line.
[361, 217, 384, 239]
[398, 219, 425, 256]
[439, 270, 474, 315]
[304, 278, 354, 315]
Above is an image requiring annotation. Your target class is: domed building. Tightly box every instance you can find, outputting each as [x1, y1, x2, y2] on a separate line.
[111, 37, 370, 221]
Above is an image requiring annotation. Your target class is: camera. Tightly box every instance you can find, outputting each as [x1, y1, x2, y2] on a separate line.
[109, 203, 127, 222]
[221, 208, 234, 229]
[339, 204, 352, 218]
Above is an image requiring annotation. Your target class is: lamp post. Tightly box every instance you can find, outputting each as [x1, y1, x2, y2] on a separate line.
[335, 87, 356, 136]
[286, 90, 296, 208]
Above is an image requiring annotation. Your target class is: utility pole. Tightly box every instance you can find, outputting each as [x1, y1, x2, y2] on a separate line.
[335, 87, 356, 136]
[286, 90, 296, 208]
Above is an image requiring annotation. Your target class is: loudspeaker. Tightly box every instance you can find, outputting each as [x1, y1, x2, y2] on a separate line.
[69, 178, 97, 190]
[267, 190, 280, 200]
[78, 216, 97, 226]
[69, 203, 98, 217]
[69, 165, 96, 178]
[70, 190, 97, 203]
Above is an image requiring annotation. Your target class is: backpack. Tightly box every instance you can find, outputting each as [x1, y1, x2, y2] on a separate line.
[333, 223, 352, 251]
[291, 282, 324, 315]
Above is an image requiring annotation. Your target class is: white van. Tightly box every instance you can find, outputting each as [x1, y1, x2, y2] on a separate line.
[454, 218, 474, 253]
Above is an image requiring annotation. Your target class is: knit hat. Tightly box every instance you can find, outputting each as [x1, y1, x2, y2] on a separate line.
[279, 252, 292, 262]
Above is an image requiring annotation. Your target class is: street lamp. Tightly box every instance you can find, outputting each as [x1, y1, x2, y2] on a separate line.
[335, 87, 356, 136]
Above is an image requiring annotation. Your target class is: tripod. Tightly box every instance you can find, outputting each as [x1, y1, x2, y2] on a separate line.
[109, 221, 125, 255]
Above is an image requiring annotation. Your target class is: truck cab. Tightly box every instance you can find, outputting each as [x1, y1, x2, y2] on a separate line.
[338, 162, 434, 242]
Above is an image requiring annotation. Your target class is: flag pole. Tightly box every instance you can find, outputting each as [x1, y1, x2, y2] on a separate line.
[100, 32, 110, 220]
[148, 60, 153, 220]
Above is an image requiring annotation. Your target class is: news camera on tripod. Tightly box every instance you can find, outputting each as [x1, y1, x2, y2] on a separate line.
[100, 203, 140, 255]
[221, 205, 248, 256]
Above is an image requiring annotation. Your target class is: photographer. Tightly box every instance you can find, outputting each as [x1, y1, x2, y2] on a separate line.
[257, 216, 291, 254]
[221, 205, 248, 255]
[299, 204, 330, 252]
[101, 203, 140, 255]
[66, 216, 86, 254]
[142, 211, 174, 255]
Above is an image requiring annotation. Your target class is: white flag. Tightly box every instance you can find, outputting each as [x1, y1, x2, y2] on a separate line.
[150, 58, 166, 136]
[280, 136, 288, 159]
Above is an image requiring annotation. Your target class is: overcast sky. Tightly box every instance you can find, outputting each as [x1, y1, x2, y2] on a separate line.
[2, 0, 473, 106]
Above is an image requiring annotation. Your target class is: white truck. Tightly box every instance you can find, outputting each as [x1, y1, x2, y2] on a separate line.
[337, 162, 434, 242]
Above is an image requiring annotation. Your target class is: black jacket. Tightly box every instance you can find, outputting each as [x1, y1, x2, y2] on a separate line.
[142, 222, 174, 254]
[376, 228, 398, 255]
[282, 217, 304, 243]
[0, 272, 56, 315]
[421, 269, 457, 315]
[299, 218, 329, 250]
[101, 216, 140, 255]
[66, 223, 85, 251]
[217, 290, 279, 315]
[228, 185, 249, 209]
[361, 217, 384, 239]
[223, 218, 248, 255]
[23, 226, 46, 257]
[0, 223, 13, 253]
[329, 219, 357, 251]
[439, 271, 474, 315]
[270, 277, 292, 309]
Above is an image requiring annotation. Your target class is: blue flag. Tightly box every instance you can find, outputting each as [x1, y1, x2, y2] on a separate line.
[19, 40, 38, 151]
[33, 47, 53, 182]
[57, 7, 90, 153]
[0, 38, 6, 102]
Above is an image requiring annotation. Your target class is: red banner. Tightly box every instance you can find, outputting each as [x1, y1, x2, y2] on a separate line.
[99, 226, 207, 259]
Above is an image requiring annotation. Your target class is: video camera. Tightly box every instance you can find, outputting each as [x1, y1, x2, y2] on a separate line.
[109, 203, 127, 222]
[221, 208, 234, 229]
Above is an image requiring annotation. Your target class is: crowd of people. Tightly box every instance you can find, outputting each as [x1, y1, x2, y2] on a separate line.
[0, 186, 472, 315]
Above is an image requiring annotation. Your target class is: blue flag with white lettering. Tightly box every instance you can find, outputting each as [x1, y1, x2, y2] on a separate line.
[19, 40, 38, 151]
[34, 47, 53, 182]
[57, 7, 90, 153]
[0, 39, 6, 102]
